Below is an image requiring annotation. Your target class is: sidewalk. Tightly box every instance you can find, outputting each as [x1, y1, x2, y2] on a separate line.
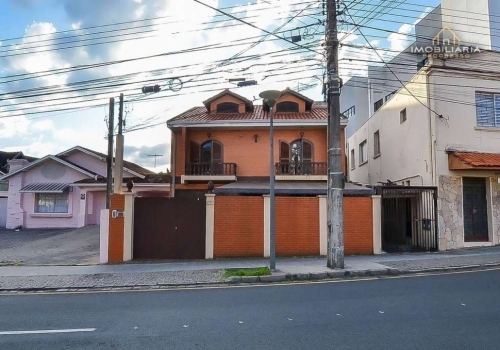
[0, 246, 500, 291]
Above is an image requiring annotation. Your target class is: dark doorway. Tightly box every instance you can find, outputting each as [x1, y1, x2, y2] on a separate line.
[379, 186, 438, 253]
[463, 177, 489, 242]
[133, 191, 206, 260]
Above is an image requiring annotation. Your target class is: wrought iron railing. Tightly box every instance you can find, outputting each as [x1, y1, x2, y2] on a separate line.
[185, 163, 237, 176]
[275, 162, 327, 176]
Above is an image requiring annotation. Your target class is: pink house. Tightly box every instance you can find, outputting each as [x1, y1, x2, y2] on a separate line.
[0, 146, 170, 229]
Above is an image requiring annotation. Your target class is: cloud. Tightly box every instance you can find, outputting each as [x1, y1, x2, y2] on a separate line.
[387, 23, 413, 52]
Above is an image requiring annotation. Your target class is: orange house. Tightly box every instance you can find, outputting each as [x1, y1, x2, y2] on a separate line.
[158, 88, 377, 259]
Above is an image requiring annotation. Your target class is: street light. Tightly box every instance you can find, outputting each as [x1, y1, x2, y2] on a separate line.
[259, 90, 282, 271]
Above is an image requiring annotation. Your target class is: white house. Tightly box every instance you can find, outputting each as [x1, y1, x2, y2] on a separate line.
[345, 0, 500, 250]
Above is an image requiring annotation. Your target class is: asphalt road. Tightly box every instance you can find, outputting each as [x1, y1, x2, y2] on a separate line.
[1, 269, 500, 350]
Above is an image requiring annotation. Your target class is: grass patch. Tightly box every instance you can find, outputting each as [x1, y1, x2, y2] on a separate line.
[224, 267, 271, 278]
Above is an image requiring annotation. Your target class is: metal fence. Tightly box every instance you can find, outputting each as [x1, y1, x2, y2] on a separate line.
[378, 186, 439, 253]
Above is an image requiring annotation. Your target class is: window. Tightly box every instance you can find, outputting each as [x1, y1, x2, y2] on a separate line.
[400, 108, 407, 124]
[385, 91, 396, 102]
[276, 101, 299, 113]
[35, 193, 69, 213]
[200, 140, 222, 163]
[0, 181, 8, 192]
[374, 98, 383, 112]
[417, 57, 429, 71]
[343, 105, 355, 118]
[350, 149, 355, 170]
[476, 91, 500, 127]
[216, 102, 239, 113]
[290, 139, 313, 163]
[359, 140, 368, 165]
[373, 130, 380, 157]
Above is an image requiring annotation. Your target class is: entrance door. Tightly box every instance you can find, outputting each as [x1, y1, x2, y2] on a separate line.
[463, 177, 489, 242]
[0, 198, 7, 228]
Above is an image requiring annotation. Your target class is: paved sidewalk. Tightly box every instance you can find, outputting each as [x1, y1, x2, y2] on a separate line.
[0, 246, 499, 291]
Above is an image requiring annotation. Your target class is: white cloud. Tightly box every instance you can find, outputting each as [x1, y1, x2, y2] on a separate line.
[387, 23, 413, 52]
[32, 119, 54, 131]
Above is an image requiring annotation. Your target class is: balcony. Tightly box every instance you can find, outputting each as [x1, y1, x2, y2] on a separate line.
[181, 163, 237, 184]
[275, 162, 327, 181]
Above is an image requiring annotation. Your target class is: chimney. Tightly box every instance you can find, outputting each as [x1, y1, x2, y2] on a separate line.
[7, 159, 29, 173]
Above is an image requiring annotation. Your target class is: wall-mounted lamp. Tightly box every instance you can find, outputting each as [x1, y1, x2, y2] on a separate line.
[254, 134, 259, 143]
[207, 132, 212, 139]
[300, 132, 304, 139]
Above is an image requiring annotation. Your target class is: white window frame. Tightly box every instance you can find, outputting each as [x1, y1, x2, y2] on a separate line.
[35, 193, 69, 213]
[373, 130, 380, 158]
[350, 149, 355, 170]
[475, 91, 500, 127]
[359, 140, 368, 166]
[400, 108, 407, 124]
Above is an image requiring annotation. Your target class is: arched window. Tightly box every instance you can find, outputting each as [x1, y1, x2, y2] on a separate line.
[276, 101, 299, 113]
[290, 139, 313, 163]
[216, 102, 239, 113]
[201, 140, 223, 163]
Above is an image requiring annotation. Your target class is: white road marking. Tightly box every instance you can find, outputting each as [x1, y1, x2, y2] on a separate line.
[0, 328, 96, 335]
[238, 321, 244, 324]
[287, 318, 293, 321]
[461, 303, 466, 306]
[379, 311, 385, 314]
[183, 325, 189, 328]
[336, 314, 341, 316]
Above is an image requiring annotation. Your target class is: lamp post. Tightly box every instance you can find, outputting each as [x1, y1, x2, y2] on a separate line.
[259, 90, 282, 271]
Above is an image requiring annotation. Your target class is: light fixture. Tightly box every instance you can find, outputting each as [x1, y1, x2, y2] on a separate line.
[254, 134, 259, 143]
[300, 132, 305, 138]
[207, 132, 212, 139]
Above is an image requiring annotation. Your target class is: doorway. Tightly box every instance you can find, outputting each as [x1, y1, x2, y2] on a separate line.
[463, 177, 489, 242]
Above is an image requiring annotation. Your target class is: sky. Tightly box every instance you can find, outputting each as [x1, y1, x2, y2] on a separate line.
[0, 0, 440, 171]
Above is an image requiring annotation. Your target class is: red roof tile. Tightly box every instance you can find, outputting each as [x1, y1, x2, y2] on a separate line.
[168, 105, 331, 125]
[453, 152, 500, 167]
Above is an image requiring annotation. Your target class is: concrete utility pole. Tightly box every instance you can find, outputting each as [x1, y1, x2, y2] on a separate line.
[114, 93, 125, 194]
[326, 0, 345, 269]
[106, 97, 115, 209]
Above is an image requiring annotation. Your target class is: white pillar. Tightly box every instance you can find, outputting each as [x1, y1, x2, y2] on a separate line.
[372, 195, 382, 254]
[263, 195, 270, 257]
[123, 192, 135, 261]
[319, 195, 327, 255]
[205, 194, 215, 259]
[99, 209, 109, 264]
[78, 189, 87, 228]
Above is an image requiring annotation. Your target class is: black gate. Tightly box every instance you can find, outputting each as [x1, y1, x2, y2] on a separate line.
[379, 186, 438, 253]
[133, 191, 206, 260]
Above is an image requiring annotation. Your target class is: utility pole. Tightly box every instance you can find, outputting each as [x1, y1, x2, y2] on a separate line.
[326, 0, 344, 269]
[148, 154, 163, 169]
[106, 97, 115, 209]
[114, 93, 125, 194]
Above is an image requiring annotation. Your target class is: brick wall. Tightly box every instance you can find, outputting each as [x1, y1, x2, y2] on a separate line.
[214, 196, 264, 258]
[344, 197, 373, 254]
[108, 194, 125, 262]
[276, 197, 320, 256]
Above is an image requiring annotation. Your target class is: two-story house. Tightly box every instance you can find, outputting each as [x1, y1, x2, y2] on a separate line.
[345, 0, 500, 251]
[136, 88, 379, 261]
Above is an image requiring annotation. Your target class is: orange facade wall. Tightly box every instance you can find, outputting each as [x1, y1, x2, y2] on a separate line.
[276, 197, 320, 256]
[213, 196, 264, 258]
[108, 194, 125, 263]
[180, 128, 328, 177]
[209, 95, 247, 113]
[344, 197, 373, 254]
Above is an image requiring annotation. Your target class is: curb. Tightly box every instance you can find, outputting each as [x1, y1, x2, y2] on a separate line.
[1, 263, 500, 294]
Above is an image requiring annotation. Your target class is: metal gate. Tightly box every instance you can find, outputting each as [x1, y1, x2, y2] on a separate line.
[379, 186, 438, 253]
[133, 191, 206, 260]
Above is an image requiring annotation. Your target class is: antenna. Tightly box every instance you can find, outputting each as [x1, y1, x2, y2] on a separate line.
[147, 154, 164, 169]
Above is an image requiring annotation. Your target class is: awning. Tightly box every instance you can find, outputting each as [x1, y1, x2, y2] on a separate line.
[20, 183, 70, 193]
[214, 181, 375, 196]
[449, 152, 500, 170]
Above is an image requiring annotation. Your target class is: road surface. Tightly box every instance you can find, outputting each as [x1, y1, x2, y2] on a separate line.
[1, 269, 500, 349]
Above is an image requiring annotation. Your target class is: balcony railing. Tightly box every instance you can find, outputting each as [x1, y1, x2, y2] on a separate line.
[185, 163, 237, 176]
[275, 162, 327, 176]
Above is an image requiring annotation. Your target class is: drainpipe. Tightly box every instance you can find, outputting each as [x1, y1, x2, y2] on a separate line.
[426, 69, 437, 186]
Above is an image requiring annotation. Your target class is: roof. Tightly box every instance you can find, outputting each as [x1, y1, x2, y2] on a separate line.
[0, 151, 37, 173]
[59, 146, 155, 176]
[263, 88, 314, 110]
[451, 152, 500, 168]
[73, 173, 171, 185]
[213, 181, 375, 196]
[202, 89, 254, 111]
[0, 155, 98, 181]
[168, 105, 348, 128]
[20, 183, 70, 193]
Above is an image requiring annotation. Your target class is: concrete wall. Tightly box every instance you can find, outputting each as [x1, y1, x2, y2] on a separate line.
[348, 72, 432, 185]
[342, 77, 370, 139]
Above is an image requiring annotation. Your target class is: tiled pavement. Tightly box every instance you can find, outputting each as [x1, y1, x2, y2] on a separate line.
[0, 226, 99, 266]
